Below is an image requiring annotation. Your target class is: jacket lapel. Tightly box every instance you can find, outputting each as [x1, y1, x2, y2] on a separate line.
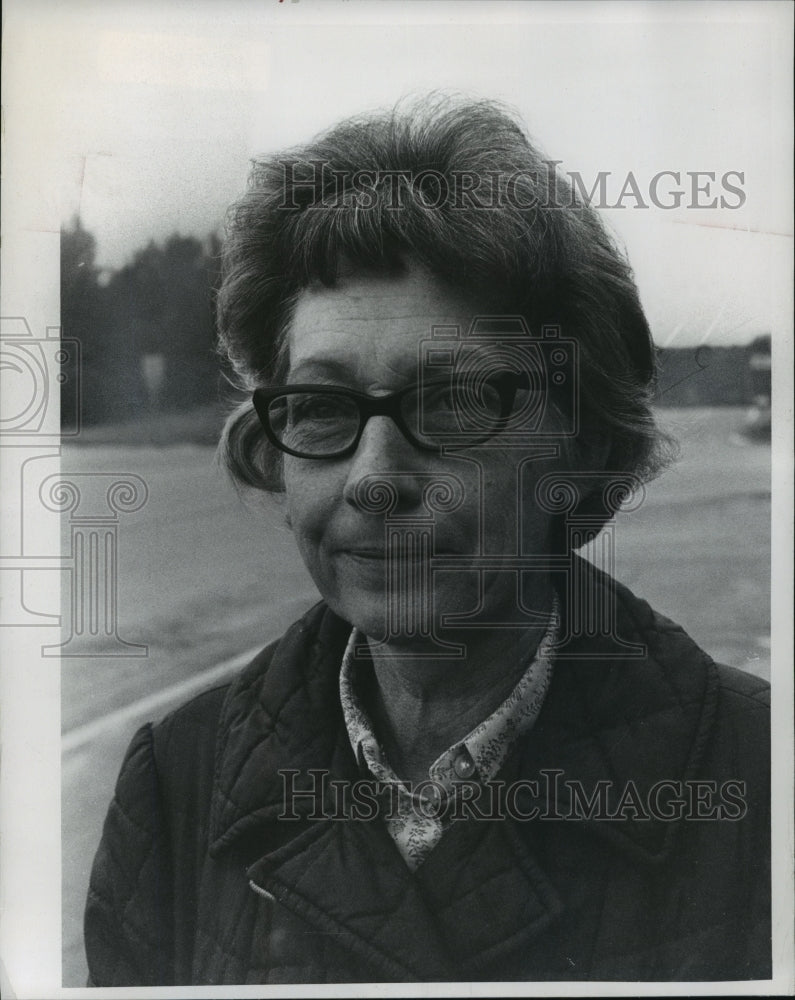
[411, 811, 563, 975]
[247, 817, 456, 981]
[518, 559, 719, 862]
[208, 602, 352, 851]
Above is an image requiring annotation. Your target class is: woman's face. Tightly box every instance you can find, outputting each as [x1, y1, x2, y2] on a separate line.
[282, 263, 563, 644]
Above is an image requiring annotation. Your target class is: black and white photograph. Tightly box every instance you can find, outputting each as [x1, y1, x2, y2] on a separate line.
[1, 1, 792, 996]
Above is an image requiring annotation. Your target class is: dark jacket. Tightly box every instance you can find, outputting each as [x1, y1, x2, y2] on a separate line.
[85, 565, 771, 985]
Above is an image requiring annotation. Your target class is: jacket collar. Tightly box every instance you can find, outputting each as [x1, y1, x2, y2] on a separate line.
[513, 561, 719, 863]
[208, 600, 354, 854]
[209, 557, 718, 863]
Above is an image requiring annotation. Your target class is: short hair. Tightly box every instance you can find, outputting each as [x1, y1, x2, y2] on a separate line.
[216, 95, 673, 527]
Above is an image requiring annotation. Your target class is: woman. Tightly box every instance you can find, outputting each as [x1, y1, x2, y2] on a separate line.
[85, 97, 770, 985]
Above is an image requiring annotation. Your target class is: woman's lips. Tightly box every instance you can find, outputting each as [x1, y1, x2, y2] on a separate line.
[336, 545, 463, 561]
[335, 550, 390, 576]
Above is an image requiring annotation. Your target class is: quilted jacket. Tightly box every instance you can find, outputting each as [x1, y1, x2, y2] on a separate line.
[84, 562, 771, 985]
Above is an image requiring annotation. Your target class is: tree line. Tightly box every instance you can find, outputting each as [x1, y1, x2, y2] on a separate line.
[61, 217, 225, 427]
[61, 216, 771, 429]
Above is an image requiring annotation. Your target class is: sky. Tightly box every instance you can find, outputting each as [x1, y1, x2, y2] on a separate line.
[3, 0, 793, 347]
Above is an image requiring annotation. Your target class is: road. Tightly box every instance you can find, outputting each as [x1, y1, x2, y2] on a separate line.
[61, 407, 772, 985]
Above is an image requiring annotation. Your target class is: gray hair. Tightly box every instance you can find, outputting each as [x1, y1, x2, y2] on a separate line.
[216, 95, 673, 529]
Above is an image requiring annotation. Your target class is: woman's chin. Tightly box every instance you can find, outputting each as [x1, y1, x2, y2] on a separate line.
[325, 580, 481, 648]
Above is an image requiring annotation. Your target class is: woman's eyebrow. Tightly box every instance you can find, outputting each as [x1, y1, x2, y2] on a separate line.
[286, 358, 354, 382]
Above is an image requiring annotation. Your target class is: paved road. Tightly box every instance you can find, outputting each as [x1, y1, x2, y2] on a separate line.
[61, 407, 772, 985]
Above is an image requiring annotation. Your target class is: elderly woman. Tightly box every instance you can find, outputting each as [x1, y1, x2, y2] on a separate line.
[85, 98, 770, 985]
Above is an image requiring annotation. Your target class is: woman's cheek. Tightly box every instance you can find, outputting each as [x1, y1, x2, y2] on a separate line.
[285, 469, 319, 540]
[284, 463, 338, 574]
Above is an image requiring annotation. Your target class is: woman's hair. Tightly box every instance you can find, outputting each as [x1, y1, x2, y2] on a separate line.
[217, 95, 674, 526]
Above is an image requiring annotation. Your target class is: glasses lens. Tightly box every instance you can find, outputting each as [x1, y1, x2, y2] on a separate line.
[267, 392, 360, 456]
[405, 378, 506, 445]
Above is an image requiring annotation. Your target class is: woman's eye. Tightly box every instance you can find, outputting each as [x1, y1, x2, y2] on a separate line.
[423, 386, 457, 412]
[291, 396, 342, 422]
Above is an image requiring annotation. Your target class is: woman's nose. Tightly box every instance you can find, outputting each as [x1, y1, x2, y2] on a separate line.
[342, 415, 425, 511]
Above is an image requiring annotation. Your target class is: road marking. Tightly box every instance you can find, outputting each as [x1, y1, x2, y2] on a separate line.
[62, 644, 264, 754]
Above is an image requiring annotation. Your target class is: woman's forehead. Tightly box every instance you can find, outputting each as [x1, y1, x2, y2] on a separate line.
[287, 266, 478, 382]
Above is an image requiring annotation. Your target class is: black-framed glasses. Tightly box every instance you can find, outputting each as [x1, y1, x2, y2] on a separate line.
[252, 373, 529, 459]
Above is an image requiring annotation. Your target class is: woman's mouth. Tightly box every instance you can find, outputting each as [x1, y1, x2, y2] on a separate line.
[337, 544, 463, 563]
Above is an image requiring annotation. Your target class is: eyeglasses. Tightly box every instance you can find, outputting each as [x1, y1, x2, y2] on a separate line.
[252, 373, 530, 459]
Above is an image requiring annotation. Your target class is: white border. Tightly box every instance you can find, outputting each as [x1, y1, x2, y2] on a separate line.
[1, 2, 792, 997]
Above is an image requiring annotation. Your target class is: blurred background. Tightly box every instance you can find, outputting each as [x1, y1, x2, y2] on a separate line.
[59, 213, 774, 440]
[4, 0, 786, 989]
